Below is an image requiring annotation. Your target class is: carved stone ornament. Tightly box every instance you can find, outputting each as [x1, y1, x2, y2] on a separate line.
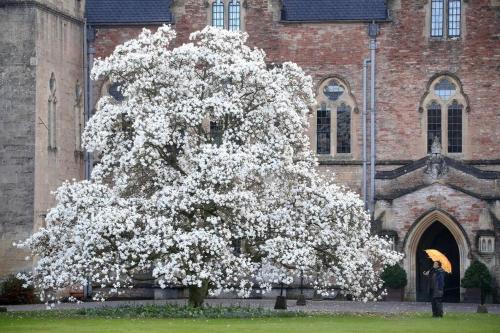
[424, 136, 448, 179]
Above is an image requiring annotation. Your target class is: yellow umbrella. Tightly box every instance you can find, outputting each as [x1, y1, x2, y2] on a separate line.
[425, 249, 452, 273]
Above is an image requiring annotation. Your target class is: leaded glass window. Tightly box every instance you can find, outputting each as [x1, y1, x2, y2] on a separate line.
[212, 0, 224, 28]
[210, 120, 223, 145]
[430, 0, 462, 38]
[232, 239, 242, 255]
[431, 0, 444, 37]
[323, 80, 344, 101]
[108, 82, 124, 102]
[434, 78, 456, 100]
[448, 0, 461, 37]
[317, 103, 331, 155]
[427, 102, 442, 153]
[336, 103, 351, 154]
[448, 101, 463, 153]
[228, 0, 241, 31]
[422, 75, 468, 155]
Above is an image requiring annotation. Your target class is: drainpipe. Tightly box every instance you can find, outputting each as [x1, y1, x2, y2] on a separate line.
[362, 59, 370, 211]
[368, 22, 379, 219]
[83, 20, 95, 299]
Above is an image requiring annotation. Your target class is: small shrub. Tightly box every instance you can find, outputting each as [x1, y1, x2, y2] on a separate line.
[461, 261, 492, 305]
[0, 275, 36, 305]
[381, 264, 407, 289]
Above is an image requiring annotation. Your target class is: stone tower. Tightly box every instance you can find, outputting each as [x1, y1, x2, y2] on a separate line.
[0, 0, 85, 277]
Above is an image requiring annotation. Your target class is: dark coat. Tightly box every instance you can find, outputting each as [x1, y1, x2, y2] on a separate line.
[430, 267, 445, 298]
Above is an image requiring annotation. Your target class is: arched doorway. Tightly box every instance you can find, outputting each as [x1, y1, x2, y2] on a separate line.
[416, 222, 460, 302]
[403, 210, 470, 301]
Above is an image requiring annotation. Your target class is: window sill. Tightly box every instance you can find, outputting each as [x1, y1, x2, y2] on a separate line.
[446, 152, 464, 159]
[317, 153, 354, 161]
[429, 37, 462, 42]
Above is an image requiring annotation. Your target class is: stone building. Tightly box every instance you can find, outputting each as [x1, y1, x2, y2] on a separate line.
[0, 0, 84, 277]
[1, 0, 499, 302]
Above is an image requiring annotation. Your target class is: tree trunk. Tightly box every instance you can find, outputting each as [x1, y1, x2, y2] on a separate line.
[480, 288, 485, 305]
[188, 281, 209, 308]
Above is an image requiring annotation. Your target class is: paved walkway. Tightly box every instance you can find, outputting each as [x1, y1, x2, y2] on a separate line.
[4, 299, 500, 314]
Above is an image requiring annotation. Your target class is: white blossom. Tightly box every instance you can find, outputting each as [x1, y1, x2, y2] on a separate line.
[17, 26, 401, 303]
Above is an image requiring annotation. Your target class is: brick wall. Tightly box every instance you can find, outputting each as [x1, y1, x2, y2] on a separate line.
[63, 0, 500, 301]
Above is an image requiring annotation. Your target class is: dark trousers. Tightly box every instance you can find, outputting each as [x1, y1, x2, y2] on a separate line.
[431, 297, 443, 317]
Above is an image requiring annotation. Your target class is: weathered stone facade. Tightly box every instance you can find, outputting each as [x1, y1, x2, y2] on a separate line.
[0, 0, 84, 276]
[1, 0, 499, 302]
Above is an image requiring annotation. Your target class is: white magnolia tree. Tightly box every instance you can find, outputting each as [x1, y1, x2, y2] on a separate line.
[18, 26, 401, 307]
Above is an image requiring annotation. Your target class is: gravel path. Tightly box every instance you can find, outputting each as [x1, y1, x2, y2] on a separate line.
[4, 298, 500, 314]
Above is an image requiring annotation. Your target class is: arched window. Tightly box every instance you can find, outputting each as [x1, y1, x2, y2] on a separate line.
[430, 0, 461, 38]
[447, 101, 463, 153]
[315, 78, 357, 156]
[323, 80, 344, 102]
[434, 78, 455, 100]
[48, 73, 57, 150]
[316, 103, 331, 155]
[336, 103, 351, 154]
[427, 102, 442, 152]
[420, 75, 469, 155]
[74, 80, 83, 152]
[228, 0, 241, 31]
[108, 82, 125, 102]
[210, 120, 223, 146]
[212, 0, 224, 28]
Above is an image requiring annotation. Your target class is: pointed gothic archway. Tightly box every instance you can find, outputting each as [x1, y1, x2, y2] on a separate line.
[416, 222, 460, 302]
[403, 210, 471, 301]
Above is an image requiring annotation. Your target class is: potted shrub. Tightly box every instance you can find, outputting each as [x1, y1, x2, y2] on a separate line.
[274, 283, 287, 310]
[381, 264, 407, 301]
[461, 261, 492, 313]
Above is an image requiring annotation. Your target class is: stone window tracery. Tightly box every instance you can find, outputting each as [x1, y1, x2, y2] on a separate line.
[323, 80, 344, 102]
[420, 74, 469, 155]
[434, 78, 455, 100]
[314, 78, 357, 156]
[479, 236, 495, 254]
[108, 82, 125, 102]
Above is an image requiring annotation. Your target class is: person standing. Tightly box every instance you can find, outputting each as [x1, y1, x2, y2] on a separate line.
[424, 261, 445, 317]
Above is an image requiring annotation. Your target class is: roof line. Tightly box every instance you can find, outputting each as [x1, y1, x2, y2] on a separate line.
[375, 183, 500, 202]
[279, 19, 390, 24]
[87, 21, 172, 27]
[1, 0, 84, 25]
[375, 156, 500, 180]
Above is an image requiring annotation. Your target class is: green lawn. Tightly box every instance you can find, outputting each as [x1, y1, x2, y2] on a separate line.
[1, 313, 500, 333]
